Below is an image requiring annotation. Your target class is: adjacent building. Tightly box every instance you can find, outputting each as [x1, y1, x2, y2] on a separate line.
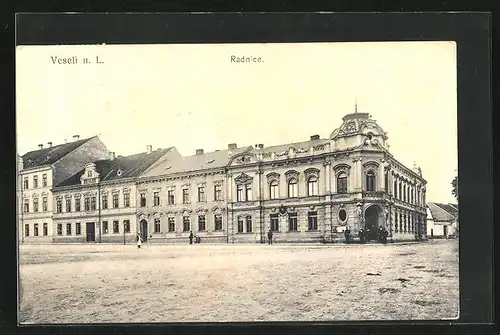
[426, 202, 458, 238]
[51, 146, 176, 243]
[18, 136, 112, 243]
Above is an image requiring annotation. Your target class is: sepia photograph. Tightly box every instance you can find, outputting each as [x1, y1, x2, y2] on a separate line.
[16, 41, 459, 323]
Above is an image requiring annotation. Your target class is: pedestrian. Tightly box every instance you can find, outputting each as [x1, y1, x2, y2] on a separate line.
[344, 227, 351, 243]
[189, 231, 193, 245]
[358, 228, 365, 243]
[382, 228, 389, 244]
[378, 226, 384, 242]
[267, 229, 273, 245]
[137, 234, 142, 249]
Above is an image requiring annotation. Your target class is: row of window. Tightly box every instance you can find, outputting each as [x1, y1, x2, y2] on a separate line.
[24, 223, 48, 236]
[393, 180, 424, 205]
[140, 185, 223, 207]
[22, 174, 48, 190]
[237, 212, 319, 233]
[100, 220, 131, 234]
[152, 214, 224, 233]
[55, 194, 131, 213]
[393, 212, 423, 234]
[23, 197, 48, 213]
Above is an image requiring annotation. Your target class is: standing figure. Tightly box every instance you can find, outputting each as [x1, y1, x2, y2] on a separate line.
[378, 226, 384, 242]
[382, 228, 389, 244]
[267, 229, 273, 245]
[189, 231, 194, 245]
[344, 227, 351, 243]
[358, 228, 365, 243]
[137, 234, 142, 249]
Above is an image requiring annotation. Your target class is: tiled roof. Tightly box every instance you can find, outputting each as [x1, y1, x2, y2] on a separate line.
[170, 147, 250, 174]
[435, 203, 458, 217]
[21, 137, 95, 169]
[427, 202, 457, 222]
[56, 148, 173, 187]
[255, 138, 330, 155]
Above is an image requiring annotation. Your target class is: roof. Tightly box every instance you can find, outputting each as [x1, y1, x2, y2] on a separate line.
[56, 148, 173, 187]
[253, 138, 330, 155]
[170, 147, 250, 174]
[427, 202, 457, 222]
[21, 137, 95, 169]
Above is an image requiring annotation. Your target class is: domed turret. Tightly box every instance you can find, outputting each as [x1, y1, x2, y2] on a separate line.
[330, 108, 388, 150]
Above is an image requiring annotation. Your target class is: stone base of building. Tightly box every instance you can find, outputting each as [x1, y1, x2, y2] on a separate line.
[21, 236, 54, 244]
[147, 235, 228, 244]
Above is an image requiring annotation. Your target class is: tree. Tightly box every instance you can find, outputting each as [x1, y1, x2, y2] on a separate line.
[451, 176, 458, 201]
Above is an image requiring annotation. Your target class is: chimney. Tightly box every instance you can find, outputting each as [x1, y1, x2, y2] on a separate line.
[310, 135, 320, 140]
[73, 135, 80, 141]
[110, 152, 115, 161]
[228, 143, 237, 150]
[47, 142, 52, 148]
[196, 149, 204, 155]
[38, 144, 43, 150]
[259, 144, 264, 149]
[146, 145, 152, 154]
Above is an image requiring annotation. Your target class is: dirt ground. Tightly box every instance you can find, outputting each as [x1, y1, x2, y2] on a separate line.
[18, 239, 459, 323]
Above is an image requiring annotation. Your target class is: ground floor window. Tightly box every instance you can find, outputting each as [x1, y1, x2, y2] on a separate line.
[168, 218, 175, 232]
[245, 216, 252, 233]
[399, 213, 402, 232]
[76, 223, 81, 235]
[57, 224, 62, 235]
[34, 223, 39, 236]
[288, 213, 298, 231]
[395, 214, 398, 232]
[43, 223, 48, 236]
[270, 214, 279, 231]
[113, 220, 119, 234]
[66, 223, 72, 235]
[102, 221, 108, 234]
[308, 211, 318, 231]
[214, 215, 222, 231]
[154, 218, 161, 233]
[198, 215, 206, 231]
[183, 217, 190, 232]
[237, 217, 244, 233]
[124, 220, 131, 233]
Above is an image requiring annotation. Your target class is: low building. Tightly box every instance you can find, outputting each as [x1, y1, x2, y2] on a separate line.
[51, 146, 176, 243]
[18, 135, 112, 244]
[426, 202, 458, 238]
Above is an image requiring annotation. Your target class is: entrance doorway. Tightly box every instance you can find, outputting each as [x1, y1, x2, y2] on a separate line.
[140, 220, 148, 242]
[364, 205, 381, 241]
[86, 222, 95, 242]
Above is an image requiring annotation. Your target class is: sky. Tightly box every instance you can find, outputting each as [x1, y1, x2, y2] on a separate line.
[16, 42, 457, 204]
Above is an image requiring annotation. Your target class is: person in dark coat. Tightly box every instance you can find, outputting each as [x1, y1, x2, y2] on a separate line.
[378, 226, 384, 242]
[189, 231, 193, 245]
[358, 228, 365, 243]
[382, 228, 389, 244]
[267, 229, 273, 245]
[344, 227, 351, 243]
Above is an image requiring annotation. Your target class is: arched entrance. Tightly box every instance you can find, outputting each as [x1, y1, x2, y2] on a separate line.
[364, 205, 381, 241]
[139, 219, 148, 242]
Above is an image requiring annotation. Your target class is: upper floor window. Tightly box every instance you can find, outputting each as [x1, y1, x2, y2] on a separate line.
[287, 178, 298, 198]
[23, 177, 28, 189]
[237, 185, 244, 202]
[393, 180, 398, 198]
[24, 199, 30, 213]
[42, 197, 48, 211]
[245, 184, 252, 201]
[167, 190, 175, 204]
[398, 182, 402, 200]
[102, 195, 108, 209]
[33, 198, 39, 212]
[337, 173, 348, 194]
[124, 193, 130, 207]
[65, 198, 71, 212]
[403, 185, 407, 202]
[365, 171, 376, 192]
[90, 197, 96, 210]
[198, 187, 206, 202]
[42, 174, 47, 187]
[269, 180, 279, 199]
[33, 176, 38, 188]
[182, 189, 190, 204]
[84, 198, 90, 211]
[113, 194, 119, 208]
[56, 199, 62, 213]
[153, 192, 160, 206]
[214, 185, 222, 201]
[384, 171, 389, 192]
[87, 171, 92, 177]
[75, 198, 81, 211]
[140, 193, 146, 207]
[307, 176, 319, 196]
[214, 215, 223, 231]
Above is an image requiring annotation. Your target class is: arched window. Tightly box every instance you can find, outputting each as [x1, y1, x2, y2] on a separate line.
[393, 180, 398, 198]
[398, 182, 402, 200]
[288, 178, 298, 198]
[307, 176, 318, 196]
[337, 172, 348, 194]
[365, 170, 376, 192]
[403, 185, 407, 202]
[384, 171, 388, 192]
[269, 180, 279, 199]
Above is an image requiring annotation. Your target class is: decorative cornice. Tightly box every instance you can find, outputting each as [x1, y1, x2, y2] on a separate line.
[234, 173, 253, 185]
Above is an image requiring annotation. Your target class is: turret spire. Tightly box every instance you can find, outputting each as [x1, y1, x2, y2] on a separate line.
[354, 97, 358, 114]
